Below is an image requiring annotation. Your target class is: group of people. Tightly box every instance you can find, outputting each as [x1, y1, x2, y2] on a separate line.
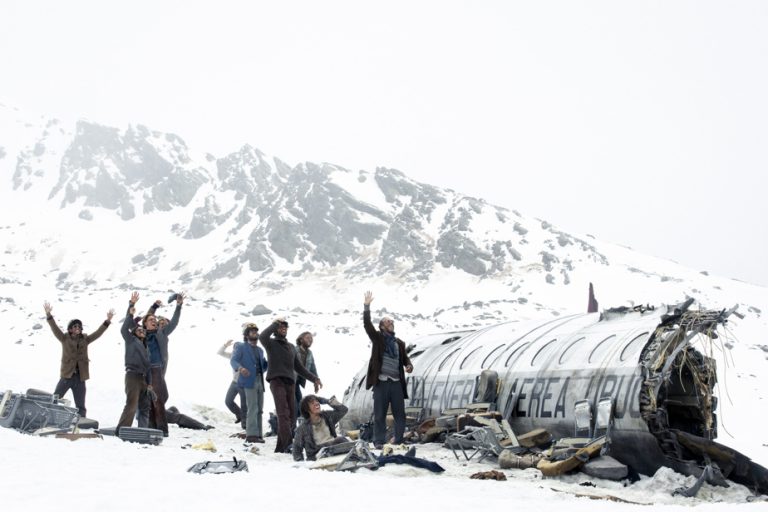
[221, 318, 322, 452]
[43, 290, 414, 460]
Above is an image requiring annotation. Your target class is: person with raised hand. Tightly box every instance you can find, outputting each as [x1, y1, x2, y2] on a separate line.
[43, 301, 114, 418]
[116, 292, 153, 430]
[292, 395, 349, 461]
[362, 291, 413, 449]
[259, 317, 322, 453]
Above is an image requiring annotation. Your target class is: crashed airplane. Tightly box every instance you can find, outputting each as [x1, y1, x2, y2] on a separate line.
[342, 297, 768, 495]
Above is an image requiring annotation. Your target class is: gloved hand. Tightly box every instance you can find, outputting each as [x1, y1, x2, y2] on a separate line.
[328, 395, 340, 406]
[316, 396, 329, 405]
[147, 387, 158, 402]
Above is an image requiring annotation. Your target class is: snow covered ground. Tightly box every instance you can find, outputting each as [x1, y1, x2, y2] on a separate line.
[2, 288, 767, 511]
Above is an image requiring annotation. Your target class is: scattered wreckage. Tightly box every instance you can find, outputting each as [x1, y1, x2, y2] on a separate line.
[342, 298, 768, 496]
[0, 388, 211, 443]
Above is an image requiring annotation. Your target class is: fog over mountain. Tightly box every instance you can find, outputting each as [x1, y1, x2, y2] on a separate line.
[2, 102, 765, 325]
[2, 103, 768, 505]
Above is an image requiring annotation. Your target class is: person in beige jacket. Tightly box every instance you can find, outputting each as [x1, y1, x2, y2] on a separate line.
[44, 301, 114, 417]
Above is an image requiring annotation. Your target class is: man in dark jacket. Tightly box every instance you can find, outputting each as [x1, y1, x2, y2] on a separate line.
[292, 395, 348, 461]
[117, 292, 153, 430]
[136, 293, 184, 435]
[363, 291, 413, 448]
[231, 323, 268, 443]
[259, 318, 322, 453]
[43, 302, 114, 418]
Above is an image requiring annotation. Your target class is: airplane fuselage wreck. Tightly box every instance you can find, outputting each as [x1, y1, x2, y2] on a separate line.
[342, 299, 768, 494]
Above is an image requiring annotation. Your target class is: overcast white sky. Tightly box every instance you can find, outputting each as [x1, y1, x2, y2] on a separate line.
[2, 1, 766, 286]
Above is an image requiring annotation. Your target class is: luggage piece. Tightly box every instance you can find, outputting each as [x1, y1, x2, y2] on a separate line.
[581, 455, 628, 481]
[100, 426, 164, 445]
[188, 458, 248, 474]
[517, 428, 552, 448]
[77, 417, 99, 430]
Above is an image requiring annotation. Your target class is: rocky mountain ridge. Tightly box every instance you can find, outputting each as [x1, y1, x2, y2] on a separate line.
[1, 103, 764, 328]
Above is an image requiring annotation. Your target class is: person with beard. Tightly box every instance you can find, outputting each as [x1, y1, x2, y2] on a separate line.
[218, 339, 247, 428]
[137, 293, 185, 436]
[43, 302, 114, 418]
[230, 323, 268, 443]
[117, 292, 153, 430]
[294, 331, 318, 425]
[363, 291, 413, 449]
[259, 318, 322, 453]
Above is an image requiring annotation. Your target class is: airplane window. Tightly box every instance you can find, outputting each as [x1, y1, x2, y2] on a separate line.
[620, 332, 649, 362]
[588, 335, 617, 363]
[558, 337, 585, 364]
[531, 339, 558, 366]
[460, 346, 483, 369]
[505, 342, 531, 367]
[482, 344, 507, 368]
[439, 347, 462, 371]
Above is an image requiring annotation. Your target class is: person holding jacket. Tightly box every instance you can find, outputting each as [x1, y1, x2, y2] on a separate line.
[363, 291, 413, 448]
[259, 318, 322, 453]
[230, 323, 268, 443]
[117, 292, 153, 430]
[292, 395, 349, 461]
[43, 301, 114, 418]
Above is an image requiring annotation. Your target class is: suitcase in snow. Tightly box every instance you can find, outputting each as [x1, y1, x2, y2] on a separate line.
[99, 426, 164, 445]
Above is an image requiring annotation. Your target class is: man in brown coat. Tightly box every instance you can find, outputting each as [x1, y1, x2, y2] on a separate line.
[43, 301, 114, 417]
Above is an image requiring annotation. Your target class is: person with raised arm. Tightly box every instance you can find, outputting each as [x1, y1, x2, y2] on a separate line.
[43, 301, 114, 418]
[362, 291, 413, 449]
[259, 317, 321, 453]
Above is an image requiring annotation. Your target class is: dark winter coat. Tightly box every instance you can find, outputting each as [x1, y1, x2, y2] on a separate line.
[147, 302, 182, 374]
[292, 402, 348, 461]
[259, 322, 318, 384]
[121, 304, 151, 384]
[363, 305, 411, 399]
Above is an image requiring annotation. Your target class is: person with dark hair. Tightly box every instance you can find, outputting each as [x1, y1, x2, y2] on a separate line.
[218, 339, 247, 428]
[292, 395, 348, 461]
[363, 291, 413, 449]
[43, 301, 114, 418]
[117, 292, 154, 430]
[259, 317, 322, 453]
[294, 331, 318, 424]
[142, 294, 183, 377]
[231, 323, 268, 443]
[136, 293, 185, 436]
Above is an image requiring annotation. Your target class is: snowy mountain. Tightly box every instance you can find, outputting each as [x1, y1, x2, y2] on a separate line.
[1, 103, 767, 508]
[2, 102, 765, 321]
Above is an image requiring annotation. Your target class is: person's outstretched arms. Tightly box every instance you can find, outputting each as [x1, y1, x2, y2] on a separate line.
[43, 301, 66, 341]
[86, 308, 115, 344]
